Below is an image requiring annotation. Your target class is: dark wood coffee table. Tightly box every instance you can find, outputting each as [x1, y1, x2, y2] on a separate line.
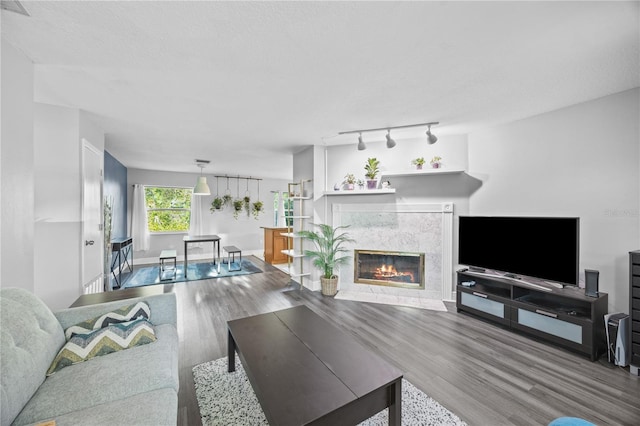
[227, 305, 403, 425]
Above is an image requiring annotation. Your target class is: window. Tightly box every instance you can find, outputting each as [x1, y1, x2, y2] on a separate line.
[144, 186, 192, 232]
[273, 191, 293, 227]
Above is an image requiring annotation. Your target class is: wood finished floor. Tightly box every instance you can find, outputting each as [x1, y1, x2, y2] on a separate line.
[163, 256, 640, 426]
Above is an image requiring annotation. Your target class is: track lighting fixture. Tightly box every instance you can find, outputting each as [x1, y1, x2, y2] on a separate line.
[193, 160, 211, 195]
[385, 130, 396, 149]
[426, 124, 438, 144]
[339, 121, 439, 149]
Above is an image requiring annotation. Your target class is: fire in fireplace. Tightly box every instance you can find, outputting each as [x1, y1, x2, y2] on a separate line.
[354, 250, 425, 289]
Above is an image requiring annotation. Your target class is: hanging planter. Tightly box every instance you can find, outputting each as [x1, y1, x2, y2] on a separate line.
[252, 201, 264, 219]
[233, 199, 244, 219]
[211, 197, 223, 211]
[210, 177, 223, 212]
[243, 180, 251, 217]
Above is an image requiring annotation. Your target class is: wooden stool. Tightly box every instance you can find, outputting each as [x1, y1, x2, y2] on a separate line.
[159, 249, 177, 280]
[223, 246, 242, 272]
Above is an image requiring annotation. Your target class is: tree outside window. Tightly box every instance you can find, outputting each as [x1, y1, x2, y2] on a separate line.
[145, 186, 192, 232]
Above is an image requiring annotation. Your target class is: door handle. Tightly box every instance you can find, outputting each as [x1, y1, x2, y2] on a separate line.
[85, 240, 95, 246]
[535, 309, 558, 319]
[472, 292, 488, 299]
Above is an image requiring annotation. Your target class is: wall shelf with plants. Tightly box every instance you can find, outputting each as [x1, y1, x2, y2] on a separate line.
[322, 188, 396, 196]
[381, 167, 466, 178]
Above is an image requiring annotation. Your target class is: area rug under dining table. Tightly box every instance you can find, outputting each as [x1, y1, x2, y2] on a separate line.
[193, 357, 467, 426]
[121, 259, 262, 289]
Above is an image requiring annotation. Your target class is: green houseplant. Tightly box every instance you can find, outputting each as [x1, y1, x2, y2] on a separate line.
[411, 157, 426, 170]
[364, 157, 380, 189]
[343, 173, 356, 190]
[430, 156, 442, 168]
[210, 196, 224, 211]
[232, 199, 244, 219]
[298, 223, 355, 296]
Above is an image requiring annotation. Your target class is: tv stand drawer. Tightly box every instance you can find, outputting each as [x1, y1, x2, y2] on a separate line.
[457, 288, 510, 325]
[513, 307, 583, 344]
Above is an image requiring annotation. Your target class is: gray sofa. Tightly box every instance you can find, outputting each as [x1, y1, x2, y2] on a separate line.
[0, 288, 179, 426]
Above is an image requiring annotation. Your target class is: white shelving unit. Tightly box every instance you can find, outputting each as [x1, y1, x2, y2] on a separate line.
[283, 180, 312, 288]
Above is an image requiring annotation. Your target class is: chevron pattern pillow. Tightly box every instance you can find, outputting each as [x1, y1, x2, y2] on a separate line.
[64, 302, 151, 340]
[47, 318, 156, 376]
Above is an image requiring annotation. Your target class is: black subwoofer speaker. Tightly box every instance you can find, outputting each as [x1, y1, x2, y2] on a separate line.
[585, 269, 599, 297]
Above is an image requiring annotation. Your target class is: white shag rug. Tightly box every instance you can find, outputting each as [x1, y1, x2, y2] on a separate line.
[193, 357, 466, 426]
[334, 290, 448, 312]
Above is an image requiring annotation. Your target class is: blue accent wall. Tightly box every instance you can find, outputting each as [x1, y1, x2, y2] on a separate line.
[104, 150, 127, 239]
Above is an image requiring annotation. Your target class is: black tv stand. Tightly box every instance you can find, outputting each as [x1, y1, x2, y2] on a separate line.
[456, 271, 608, 360]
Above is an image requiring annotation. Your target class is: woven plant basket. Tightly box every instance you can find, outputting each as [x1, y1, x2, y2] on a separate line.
[320, 276, 338, 296]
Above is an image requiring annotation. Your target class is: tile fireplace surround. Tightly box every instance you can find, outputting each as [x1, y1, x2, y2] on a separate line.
[332, 202, 454, 308]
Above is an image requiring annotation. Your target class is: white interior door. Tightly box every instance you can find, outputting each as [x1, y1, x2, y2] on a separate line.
[82, 140, 103, 293]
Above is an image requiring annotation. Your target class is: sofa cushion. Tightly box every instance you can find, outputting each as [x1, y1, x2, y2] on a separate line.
[0, 288, 66, 426]
[21, 387, 178, 426]
[12, 323, 178, 425]
[64, 301, 151, 339]
[47, 318, 157, 376]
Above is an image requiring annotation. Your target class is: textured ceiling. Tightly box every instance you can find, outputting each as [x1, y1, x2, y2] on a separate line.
[2, 1, 638, 179]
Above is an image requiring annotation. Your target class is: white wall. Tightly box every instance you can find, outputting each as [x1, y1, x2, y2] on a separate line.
[33, 103, 105, 310]
[127, 168, 290, 262]
[312, 135, 476, 294]
[1, 40, 35, 291]
[468, 88, 640, 313]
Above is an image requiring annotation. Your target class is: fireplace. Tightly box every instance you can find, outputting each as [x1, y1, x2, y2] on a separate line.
[354, 250, 425, 289]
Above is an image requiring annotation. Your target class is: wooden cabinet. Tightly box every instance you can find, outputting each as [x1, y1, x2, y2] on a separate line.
[263, 228, 291, 264]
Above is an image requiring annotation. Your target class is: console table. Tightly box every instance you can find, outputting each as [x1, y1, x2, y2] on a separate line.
[456, 271, 608, 360]
[110, 237, 133, 289]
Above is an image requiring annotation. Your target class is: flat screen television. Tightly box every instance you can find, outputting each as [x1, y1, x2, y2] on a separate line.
[458, 216, 579, 286]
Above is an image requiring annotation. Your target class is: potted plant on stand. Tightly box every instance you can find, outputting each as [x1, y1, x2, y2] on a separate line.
[430, 156, 442, 168]
[298, 223, 355, 296]
[364, 157, 380, 189]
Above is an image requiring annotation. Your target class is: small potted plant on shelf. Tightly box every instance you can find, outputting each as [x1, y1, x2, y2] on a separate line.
[411, 157, 426, 170]
[357, 179, 365, 190]
[430, 156, 442, 169]
[298, 223, 355, 296]
[364, 157, 380, 189]
[344, 173, 356, 190]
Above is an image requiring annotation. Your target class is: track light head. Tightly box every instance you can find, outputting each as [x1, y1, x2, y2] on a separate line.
[385, 130, 396, 149]
[426, 125, 438, 144]
[357, 133, 366, 151]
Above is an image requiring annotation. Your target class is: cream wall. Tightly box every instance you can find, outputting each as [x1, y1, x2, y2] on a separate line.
[468, 88, 640, 313]
[1, 40, 35, 291]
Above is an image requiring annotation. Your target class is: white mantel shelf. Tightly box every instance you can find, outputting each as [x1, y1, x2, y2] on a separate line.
[322, 188, 396, 196]
[381, 167, 465, 177]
